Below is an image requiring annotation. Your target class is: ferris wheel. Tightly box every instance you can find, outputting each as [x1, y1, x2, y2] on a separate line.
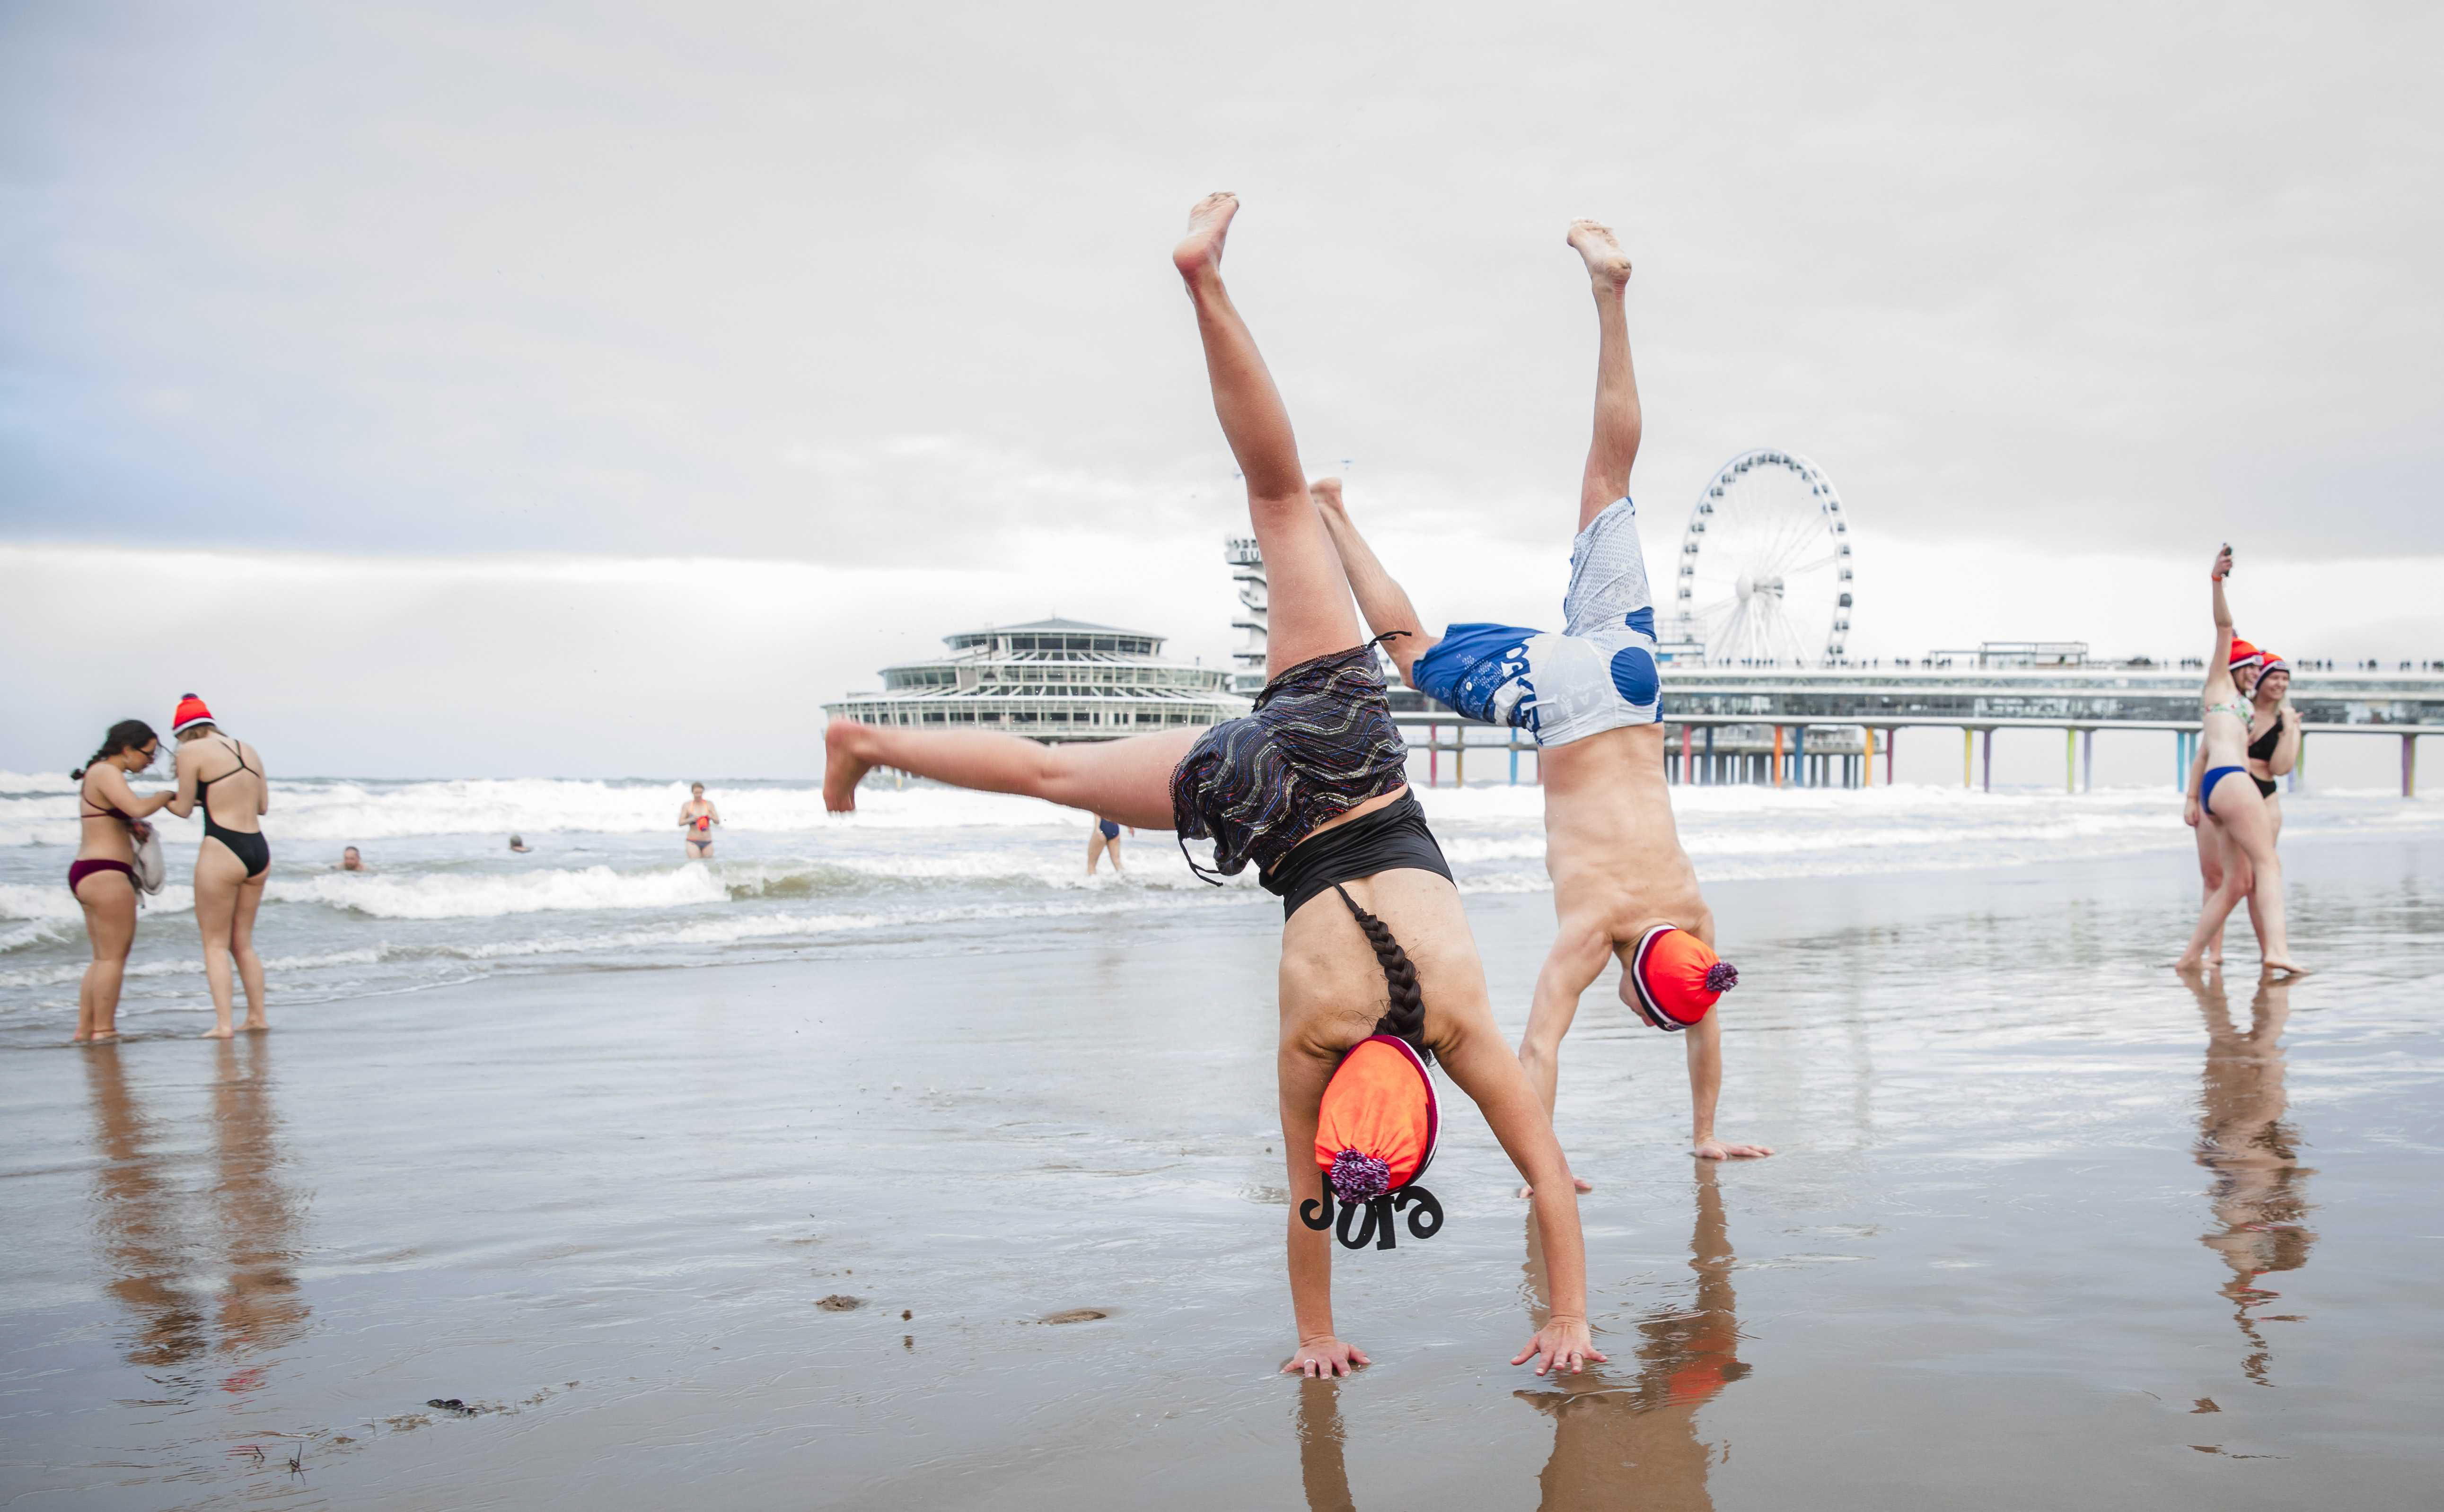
[1670, 449, 1854, 665]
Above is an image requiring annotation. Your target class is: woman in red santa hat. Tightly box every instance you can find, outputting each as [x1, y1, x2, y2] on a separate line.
[161, 694, 273, 1036]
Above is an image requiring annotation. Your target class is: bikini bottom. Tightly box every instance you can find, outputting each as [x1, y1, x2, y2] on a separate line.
[68, 858, 134, 895]
[206, 822, 271, 879]
[2200, 765, 2248, 813]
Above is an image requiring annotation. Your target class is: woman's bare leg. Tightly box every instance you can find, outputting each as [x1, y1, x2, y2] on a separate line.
[1172, 193, 1362, 675]
[2215, 794, 2299, 972]
[231, 875, 269, 1030]
[193, 844, 246, 1038]
[825, 721, 1196, 826]
[1310, 478, 1436, 687]
[75, 875, 138, 1041]
[1570, 220, 1640, 528]
[2192, 820, 2230, 965]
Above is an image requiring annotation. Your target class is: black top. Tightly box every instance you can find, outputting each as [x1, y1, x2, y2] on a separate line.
[2247, 711, 2285, 762]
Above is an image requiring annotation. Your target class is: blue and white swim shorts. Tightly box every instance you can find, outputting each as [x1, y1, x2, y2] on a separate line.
[1409, 497, 1661, 747]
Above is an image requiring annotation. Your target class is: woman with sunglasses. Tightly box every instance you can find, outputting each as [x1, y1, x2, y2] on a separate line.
[68, 720, 172, 1043]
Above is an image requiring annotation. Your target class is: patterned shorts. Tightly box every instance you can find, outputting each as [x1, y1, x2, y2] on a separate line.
[1170, 641, 1411, 884]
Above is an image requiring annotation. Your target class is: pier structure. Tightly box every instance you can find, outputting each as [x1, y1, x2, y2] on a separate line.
[1396, 663, 2444, 795]
[1223, 535, 1268, 698]
[822, 618, 1247, 743]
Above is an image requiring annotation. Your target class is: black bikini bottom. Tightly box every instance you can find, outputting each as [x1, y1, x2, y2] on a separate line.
[1262, 791, 1452, 920]
[2253, 775, 2278, 798]
[206, 823, 271, 879]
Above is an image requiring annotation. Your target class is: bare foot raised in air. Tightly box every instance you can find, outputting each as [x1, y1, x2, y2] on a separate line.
[1172, 192, 1239, 283]
[1566, 218, 1631, 291]
[823, 721, 878, 813]
[1309, 475, 1346, 519]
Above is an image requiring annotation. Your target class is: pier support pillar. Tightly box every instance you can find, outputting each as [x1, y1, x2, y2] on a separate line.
[1981, 728, 1994, 793]
[1705, 725, 1715, 786]
[2065, 727, 2076, 794]
[1886, 727, 1896, 786]
[2406, 733, 2418, 798]
[1681, 724, 1692, 785]
[2082, 728, 2094, 794]
[1455, 730, 1465, 789]
[1428, 723, 1439, 788]
[1794, 725, 1807, 788]
[1774, 725, 1786, 788]
[1963, 727, 1973, 789]
[1509, 737, 1519, 787]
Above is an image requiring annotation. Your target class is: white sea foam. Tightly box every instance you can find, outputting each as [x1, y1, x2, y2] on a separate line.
[270, 865, 735, 919]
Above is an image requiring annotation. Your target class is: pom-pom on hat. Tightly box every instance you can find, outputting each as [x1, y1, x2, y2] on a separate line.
[170, 693, 216, 736]
[1628, 925, 1738, 1032]
[2226, 638, 2262, 671]
[1301, 1033, 1444, 1250]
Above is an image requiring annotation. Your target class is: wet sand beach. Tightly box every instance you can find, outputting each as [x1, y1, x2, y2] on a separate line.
[4, 831, 2441, 1509]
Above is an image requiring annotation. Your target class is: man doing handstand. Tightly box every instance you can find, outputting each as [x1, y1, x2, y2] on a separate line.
[1314, 219, 1772, 1179]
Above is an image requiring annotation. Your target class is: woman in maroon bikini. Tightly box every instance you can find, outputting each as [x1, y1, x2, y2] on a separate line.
[69, 719, 172, 1044]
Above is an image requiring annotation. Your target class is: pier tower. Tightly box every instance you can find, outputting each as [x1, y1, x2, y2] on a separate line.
[1225, 536, 1268, 697]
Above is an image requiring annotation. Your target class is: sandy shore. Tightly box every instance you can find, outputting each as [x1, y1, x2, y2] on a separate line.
[4, 833, 2442, 1509]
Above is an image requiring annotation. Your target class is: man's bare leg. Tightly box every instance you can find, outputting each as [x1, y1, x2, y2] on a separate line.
[823, 720, 1193, 827]
[1172, 194, 1363, 676]
[1570, 220, 1639, 529]
[1310, 478, 1436, 688]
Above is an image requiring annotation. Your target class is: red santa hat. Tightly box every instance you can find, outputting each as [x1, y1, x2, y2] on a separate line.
[170, 693, 216, 736]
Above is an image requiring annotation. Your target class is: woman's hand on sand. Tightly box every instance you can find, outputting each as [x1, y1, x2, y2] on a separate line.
[1514, 1316, 1604, 1377]
[1284, 1336, 1370, 1378]
[1693, 1136, 1775, 1160]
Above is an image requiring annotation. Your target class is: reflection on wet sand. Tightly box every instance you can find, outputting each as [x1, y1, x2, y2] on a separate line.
[80, 1037, 308, 1383]
[2184, 970, 2315, 1387]
[1294, 1376, 1358, 1512]
[1512, 1163, 1749, 1510]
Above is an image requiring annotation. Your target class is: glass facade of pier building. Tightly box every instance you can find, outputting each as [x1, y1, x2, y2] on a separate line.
[822, 618, 1248, 743]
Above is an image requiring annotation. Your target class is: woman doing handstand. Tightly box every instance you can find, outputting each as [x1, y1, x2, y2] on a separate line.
[2176, 551, 2302, 974]
[823, 194, 1600, 1380]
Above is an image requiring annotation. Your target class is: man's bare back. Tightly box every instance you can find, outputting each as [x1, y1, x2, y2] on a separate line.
[1313, 218, 1773, 1178]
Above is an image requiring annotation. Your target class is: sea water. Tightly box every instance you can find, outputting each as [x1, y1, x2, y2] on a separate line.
[4, 771, 2437, 1046]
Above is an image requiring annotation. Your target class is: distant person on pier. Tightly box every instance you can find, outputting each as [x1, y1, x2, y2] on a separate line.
[1313, 220, 1769, 1175]
[2175, 551, 2302, 974]
[678, 783, 721, 860]
[1087, 815, 1130, 875]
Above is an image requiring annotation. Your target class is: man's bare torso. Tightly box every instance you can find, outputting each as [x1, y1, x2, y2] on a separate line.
[1540, 724, 1710, 946]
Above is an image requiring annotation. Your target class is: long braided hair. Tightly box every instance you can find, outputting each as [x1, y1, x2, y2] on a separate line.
[70, 720, 158, 782]
[1329, 883, 1428, 1061]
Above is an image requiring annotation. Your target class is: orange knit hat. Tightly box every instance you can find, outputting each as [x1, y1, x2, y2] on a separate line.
[1628, 925, 1738, 1032]
[170, 693, 216, 736]
[1300, 1034, 1444, 1250]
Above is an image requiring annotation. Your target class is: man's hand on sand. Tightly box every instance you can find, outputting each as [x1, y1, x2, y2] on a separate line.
[1514, 1316, 1606, 1378]
[1694, 1137, 1774, 1160]
[1285, 1335, 1370, 1378]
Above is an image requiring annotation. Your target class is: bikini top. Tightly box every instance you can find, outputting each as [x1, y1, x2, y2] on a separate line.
[2204, 700, 2249, 725]
[79, 786, 134, 825]
[2248, 712, 2286, 761]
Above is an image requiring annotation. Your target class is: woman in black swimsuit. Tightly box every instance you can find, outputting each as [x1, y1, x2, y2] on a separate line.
[161, 694, 272, 1038]
[68, 720, 171, 1043]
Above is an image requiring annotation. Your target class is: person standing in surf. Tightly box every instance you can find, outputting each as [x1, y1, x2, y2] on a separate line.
[824, 193, 1601, 1379]
[1086, 815, 1128, 875]
[68, 720, 171, 1043]
[161, 694, 273, 1038]
[679, 784, 721, 860]
[1310, 220, 1770, 1181]
[2175, 549, 2302, 975]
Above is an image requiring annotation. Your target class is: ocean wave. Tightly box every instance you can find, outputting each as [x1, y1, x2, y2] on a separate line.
[269, 864, 734, 919]
[0, 881, 197, 924]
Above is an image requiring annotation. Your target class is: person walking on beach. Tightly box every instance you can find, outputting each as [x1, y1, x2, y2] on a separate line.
[2175, 551, 2301, 974]
[68, 720, 172, 1043]
[1086, 815, 1128, 875]
[161, 695, 273, 1037]
[825, 193, 1601, 1380]
[1311, 220, 1769, 1178]
[678, 784, 721, 860]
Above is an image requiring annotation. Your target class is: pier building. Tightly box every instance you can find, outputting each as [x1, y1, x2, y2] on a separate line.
[822, 618, 1246, 743]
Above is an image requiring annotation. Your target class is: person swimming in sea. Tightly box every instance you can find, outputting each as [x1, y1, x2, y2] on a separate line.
[679, 783, 721, 860]
[1087, 815, 1128, 875]
[824, 193, 1601, 1380]
[338, 846, 369, 872]
[68, 720, 172, 1043]
[508, 834, 531, 853]
[2175, 549, 2302, 974]
[1311, 219, 1768, 1184]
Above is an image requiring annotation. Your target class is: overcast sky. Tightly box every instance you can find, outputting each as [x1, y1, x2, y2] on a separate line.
[5, 2, 2440, 777]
